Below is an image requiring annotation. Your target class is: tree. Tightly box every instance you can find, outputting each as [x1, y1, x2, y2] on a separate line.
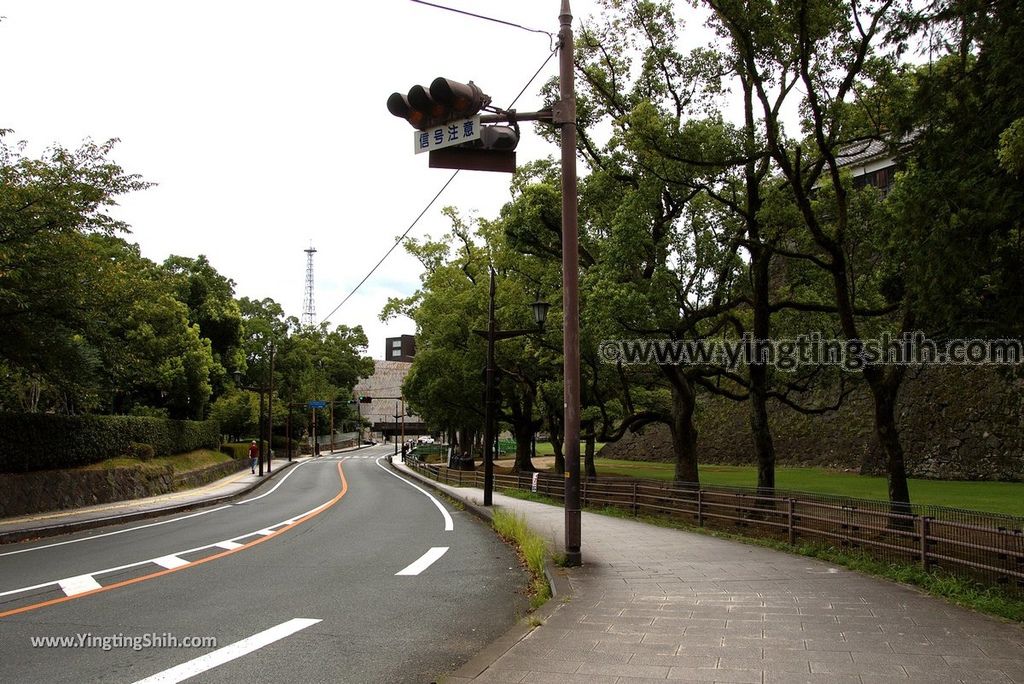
[0, 138, 149, 406]
[162, 255, 244, 398]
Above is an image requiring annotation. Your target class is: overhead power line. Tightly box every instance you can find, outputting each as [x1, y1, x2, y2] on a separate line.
[409, 0, 555, 44]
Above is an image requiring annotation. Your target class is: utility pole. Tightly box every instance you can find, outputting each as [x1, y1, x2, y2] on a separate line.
[483, 268, 497, 505]
[267, 342, 274, 474]
[558, 0, 582, 567]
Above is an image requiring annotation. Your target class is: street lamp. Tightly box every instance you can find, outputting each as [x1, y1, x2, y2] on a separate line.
[473, 268, 549, 506]
[234, 341, 275, 477]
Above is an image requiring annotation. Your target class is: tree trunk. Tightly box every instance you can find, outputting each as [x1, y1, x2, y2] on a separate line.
[748, 246, 777, 493]
[550, 427, 565, 474]
[664, 368, 700, 484]
[511, 418, 537, 473]
[749, 363, 775, 492]
[864, 367, 911, 514]
[584, 427, 597, 479]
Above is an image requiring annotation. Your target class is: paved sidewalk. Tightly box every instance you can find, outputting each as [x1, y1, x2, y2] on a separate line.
[0, 451, 340, 543]
[394, 465, 1024, 684]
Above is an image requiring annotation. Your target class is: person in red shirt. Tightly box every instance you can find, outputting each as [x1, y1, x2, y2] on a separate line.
[248, 440, 258, 474]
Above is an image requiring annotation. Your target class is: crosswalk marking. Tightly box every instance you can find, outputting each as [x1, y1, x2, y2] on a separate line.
[59, 575, 102, 596]
[152, 554, 189, 569]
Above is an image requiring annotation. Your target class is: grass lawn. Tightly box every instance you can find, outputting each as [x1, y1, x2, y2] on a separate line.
[80, 449, 232, 475]
[587, 459, 1024, 517]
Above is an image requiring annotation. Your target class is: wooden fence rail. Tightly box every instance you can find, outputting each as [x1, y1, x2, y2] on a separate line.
[408, 459, 1024, 596]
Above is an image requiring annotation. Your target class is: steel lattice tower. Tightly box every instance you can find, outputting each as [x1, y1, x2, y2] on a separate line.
[302, 244, 317, 327]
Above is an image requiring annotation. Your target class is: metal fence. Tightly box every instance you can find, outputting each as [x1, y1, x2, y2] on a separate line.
[407, 459, 1024, 596]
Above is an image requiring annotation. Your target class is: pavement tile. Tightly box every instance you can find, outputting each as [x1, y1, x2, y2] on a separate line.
[577, 662, 672, 678]
[809, 659, 907, 676]
[502, 673, 619, 684]
[762, 674, 860, 684]
[850, 652, 952, 670]
[627, 654, 719, 669]
[667, 667, 761, 683]
[718, 656, 809, 673]
[593, 642, 682, 657]
[904, 665, 1015, 683]
[857, 676, 965, 684]
[490, 655, 581, 673]
[546, 650, 635, 665]
[470, 669, 529, 683]
[762, 649, 852, 664]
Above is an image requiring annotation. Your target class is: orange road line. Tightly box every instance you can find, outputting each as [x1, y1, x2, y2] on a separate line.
[0, 461, 348, 619]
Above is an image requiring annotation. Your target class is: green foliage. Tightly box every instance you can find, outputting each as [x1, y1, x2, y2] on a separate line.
[492, 509, 552, 611]
[0, 413, 220, 472]
[209, 391, 257, 440]
[127, 442, 155, 460]
[220, 441, 260, 460]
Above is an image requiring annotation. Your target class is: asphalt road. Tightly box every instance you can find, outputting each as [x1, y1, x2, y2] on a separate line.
[0, 445, 530, 683]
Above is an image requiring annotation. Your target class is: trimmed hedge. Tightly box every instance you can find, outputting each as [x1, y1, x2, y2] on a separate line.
[221, 441, 267, 460]
[0, 413, 220, 473]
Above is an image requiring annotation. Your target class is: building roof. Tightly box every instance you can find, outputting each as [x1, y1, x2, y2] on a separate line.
[836, 138, 891, 167]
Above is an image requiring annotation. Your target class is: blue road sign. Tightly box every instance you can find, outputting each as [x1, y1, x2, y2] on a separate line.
[307, 400, 327, 409]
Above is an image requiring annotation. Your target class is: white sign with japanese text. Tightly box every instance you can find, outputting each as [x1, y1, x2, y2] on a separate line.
[414, 116, 481, 154]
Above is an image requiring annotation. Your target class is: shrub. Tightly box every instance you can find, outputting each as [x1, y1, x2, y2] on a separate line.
[0, 413, 220, 472]
[127, 442, 156, 460]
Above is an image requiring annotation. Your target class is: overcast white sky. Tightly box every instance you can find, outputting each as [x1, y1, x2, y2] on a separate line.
[0, 0, 647, 359]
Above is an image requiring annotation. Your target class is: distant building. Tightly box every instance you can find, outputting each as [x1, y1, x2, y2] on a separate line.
[351, 338, 426, 440]
[835, 132, 916, 195]
[384, 335, 416, 362]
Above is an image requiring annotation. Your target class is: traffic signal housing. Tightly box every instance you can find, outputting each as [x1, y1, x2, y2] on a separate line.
[429, 124, 519, 173]
[387, 77, 490, 130]
[359, 396, 373, 403]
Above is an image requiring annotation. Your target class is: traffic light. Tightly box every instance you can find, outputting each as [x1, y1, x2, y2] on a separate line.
[359, 396, 373, 403]
[387, 77, 490, 131]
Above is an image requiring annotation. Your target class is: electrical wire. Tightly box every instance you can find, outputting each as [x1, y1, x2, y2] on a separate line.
[318, 171, 459, 325]
[409, 0, 554, 44]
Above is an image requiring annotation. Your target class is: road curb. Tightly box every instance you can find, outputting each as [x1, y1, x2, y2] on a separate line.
[0, 459, 302, 546]
[391, 462, 575, 683]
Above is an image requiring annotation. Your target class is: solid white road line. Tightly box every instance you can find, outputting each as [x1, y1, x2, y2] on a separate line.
[374, 458, 454, 531]
[395, 547, 449, 576]
[0, 505, 235, 558]
[58, 575, 102, 596]
[131, 618, 322, 684]
[152, 554, 189, 570]
[234, 459, 310, 504]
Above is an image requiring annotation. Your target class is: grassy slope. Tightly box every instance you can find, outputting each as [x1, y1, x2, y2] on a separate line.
[79, 449, 232, 474]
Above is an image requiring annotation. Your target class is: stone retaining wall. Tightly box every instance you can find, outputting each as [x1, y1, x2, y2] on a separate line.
[0, 458, 249, 518]
[599, 366, 1024, 481]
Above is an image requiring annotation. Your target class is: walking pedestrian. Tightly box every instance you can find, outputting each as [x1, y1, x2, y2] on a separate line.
[248, 440, 258, 474]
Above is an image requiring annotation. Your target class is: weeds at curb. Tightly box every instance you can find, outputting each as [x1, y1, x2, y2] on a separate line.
[492, 509, 552, 611]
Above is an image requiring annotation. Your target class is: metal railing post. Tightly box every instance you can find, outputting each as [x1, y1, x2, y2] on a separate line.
[920, 516, 931, 571]
[788, 498, 795, 545]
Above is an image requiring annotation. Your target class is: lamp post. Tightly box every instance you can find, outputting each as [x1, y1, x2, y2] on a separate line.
[234, 341, 275, 477]
[473, 267, 550, 506]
